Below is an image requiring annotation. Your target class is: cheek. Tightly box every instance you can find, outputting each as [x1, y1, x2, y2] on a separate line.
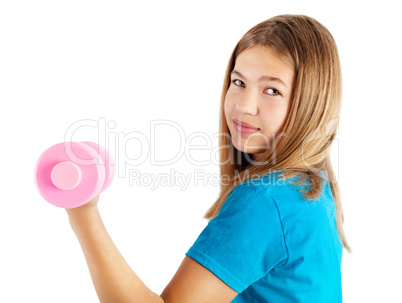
[260, 104, 289, 132]
[224, 94, 234, 120]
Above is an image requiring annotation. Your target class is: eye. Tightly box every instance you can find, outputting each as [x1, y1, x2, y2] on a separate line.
[232, 79, 245, 87]
[266, 88, 280, 96]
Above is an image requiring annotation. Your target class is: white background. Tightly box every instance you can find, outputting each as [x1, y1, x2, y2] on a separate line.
[1, 0, 401, 302]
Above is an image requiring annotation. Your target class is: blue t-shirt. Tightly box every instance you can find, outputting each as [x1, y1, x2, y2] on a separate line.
[185, 170, 343, 302]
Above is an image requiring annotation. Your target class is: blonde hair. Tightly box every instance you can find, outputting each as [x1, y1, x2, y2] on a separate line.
[205, 14, 351, 253]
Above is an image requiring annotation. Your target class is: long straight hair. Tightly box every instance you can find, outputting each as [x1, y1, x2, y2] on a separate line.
[205, 14, 351, 253]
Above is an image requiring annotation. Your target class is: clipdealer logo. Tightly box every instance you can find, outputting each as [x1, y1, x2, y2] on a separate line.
[63, 117, 340, 189]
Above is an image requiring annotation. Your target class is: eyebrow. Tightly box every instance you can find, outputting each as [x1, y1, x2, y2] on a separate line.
[231, 69, 288, 88]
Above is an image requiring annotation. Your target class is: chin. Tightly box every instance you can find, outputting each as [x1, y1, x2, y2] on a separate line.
[231, 140, 261, 155]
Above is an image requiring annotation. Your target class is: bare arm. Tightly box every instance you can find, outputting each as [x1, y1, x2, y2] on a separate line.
[66, 195, 238, 303]
[66, 195, 163, 303]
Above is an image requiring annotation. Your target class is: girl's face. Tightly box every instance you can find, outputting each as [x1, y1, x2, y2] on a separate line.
[224, 45, 295, 162]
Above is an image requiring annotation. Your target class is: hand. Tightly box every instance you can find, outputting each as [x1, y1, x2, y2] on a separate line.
[65, 194, 101, 222]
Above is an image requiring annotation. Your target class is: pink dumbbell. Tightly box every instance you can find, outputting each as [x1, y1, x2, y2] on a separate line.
[34, 141, 115, 208]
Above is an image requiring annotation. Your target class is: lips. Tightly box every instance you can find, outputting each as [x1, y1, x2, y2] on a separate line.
[233, 119, 260, 134]
[233, 119, 259, 130]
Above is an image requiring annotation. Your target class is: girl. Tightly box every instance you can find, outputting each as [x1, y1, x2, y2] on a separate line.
[66, 14, 351, 302]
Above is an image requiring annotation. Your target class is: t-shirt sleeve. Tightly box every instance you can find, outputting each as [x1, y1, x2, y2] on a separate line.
[185, 183, 288, 293]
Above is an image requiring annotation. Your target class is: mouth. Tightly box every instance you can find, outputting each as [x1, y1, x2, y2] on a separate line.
[233, 119, 260, 134]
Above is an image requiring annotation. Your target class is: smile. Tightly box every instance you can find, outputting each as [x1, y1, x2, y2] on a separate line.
[233, 120, 260, 134]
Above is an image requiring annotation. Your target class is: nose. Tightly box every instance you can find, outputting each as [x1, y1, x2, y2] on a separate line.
[235, 89, 259, 116]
